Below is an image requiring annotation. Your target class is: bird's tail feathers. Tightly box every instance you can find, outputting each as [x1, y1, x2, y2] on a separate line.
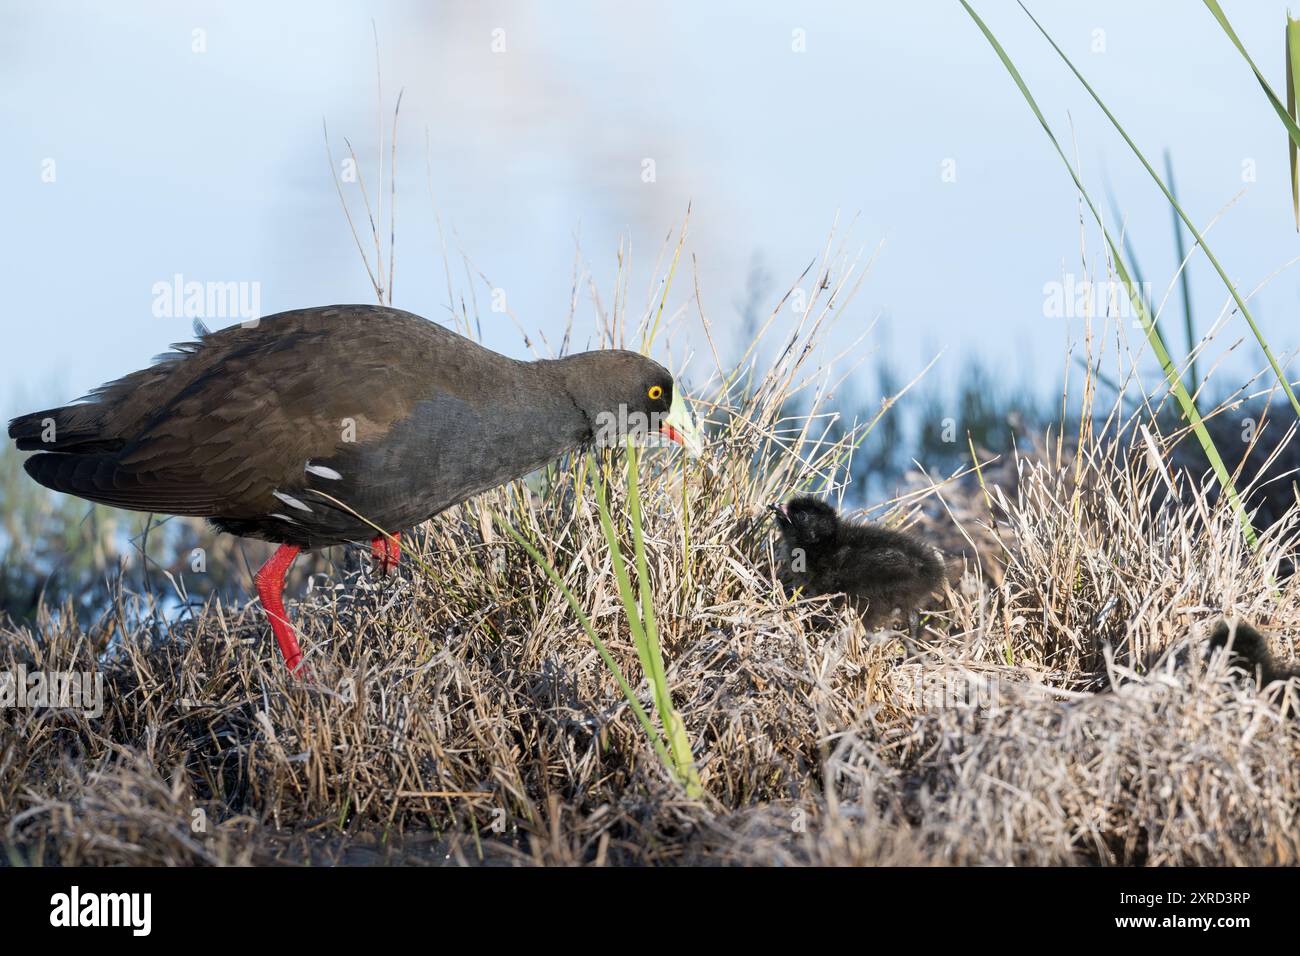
[8, 404, 121, 454]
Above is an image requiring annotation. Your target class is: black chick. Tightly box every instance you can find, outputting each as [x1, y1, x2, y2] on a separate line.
[1207, 619, 1300, 686]
[771, 495, 945, 627]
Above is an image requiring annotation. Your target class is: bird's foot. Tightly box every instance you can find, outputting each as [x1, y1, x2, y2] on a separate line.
[370, 532, 401, 576]
[269, 619, 319, 682]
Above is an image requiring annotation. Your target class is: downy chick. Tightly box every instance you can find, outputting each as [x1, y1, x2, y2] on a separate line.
[1208, 619, 1300, 686]
[771, 495, 945, 628]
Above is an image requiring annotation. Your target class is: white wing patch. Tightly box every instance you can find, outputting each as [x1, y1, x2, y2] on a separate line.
[273, 490, 313, 512]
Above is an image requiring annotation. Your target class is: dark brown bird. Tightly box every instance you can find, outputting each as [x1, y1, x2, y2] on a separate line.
[9, 305, 703, 674]
[771, 495, 945, 627]
[1208, 619, 1300, 687]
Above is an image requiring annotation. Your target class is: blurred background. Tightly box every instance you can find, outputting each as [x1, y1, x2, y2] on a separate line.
[3, 0, 1299, 619]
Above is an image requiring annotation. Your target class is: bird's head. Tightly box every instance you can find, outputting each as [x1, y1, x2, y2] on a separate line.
[770, 495, 840, 547]
[559, 350, 704, 456]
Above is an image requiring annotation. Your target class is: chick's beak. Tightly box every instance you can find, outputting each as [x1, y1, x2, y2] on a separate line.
[660, 388, 705, 457]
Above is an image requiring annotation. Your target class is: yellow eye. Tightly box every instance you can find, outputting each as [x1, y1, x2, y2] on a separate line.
[648, 385, 664, 401]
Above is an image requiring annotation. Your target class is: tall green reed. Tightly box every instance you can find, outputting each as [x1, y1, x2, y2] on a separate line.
[961, 0, 1261, 547]
[493, 445, 702, 797]
[1018, 1, 1300, 421]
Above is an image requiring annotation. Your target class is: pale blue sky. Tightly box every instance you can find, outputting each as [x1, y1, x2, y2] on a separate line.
[3, 1, 1298, 417]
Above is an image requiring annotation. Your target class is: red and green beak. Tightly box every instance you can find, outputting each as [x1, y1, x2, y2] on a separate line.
[659, 388, 705, 456]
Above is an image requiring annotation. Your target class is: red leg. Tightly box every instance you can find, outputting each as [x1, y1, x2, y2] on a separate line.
[254, 544, 304, 675]
[387, 532, 401, 572]
[369, 532, 401, 575]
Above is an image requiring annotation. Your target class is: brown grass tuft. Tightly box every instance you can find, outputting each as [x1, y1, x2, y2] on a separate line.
[4, 235, 1299, 866]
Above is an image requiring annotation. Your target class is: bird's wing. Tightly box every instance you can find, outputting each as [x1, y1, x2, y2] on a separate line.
[22, 308, 467, 518]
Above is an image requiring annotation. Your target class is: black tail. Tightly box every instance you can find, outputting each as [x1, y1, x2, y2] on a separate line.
[8, 405, 122, 454]
[20, 451, 221, 516]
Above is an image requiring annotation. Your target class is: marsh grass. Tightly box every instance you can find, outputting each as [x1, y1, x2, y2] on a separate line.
[963, 1, 1266, 549]
[4, 213, 1300, 864]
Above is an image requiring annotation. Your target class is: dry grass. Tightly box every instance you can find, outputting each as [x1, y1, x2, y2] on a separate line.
[4, 236, 1300, 867]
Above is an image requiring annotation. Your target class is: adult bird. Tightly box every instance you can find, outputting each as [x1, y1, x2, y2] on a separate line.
[9, 305, 703, 674]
